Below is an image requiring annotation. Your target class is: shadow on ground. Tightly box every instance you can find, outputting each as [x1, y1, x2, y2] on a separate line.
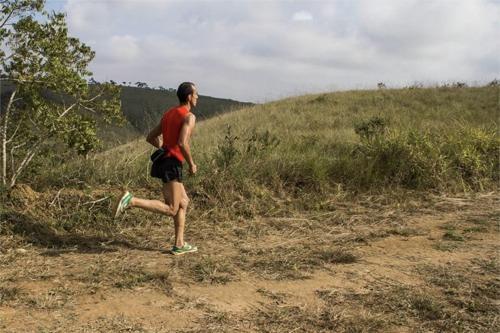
[0, 211, 159, 254]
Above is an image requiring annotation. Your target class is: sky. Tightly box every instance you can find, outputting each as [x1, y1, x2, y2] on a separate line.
[45, 0, 500, 103]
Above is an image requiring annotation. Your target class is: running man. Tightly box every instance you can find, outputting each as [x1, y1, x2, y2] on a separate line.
[113, 82, 198, 255]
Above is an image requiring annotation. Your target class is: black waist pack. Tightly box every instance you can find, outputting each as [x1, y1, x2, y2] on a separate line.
[150, 147, 165, 163]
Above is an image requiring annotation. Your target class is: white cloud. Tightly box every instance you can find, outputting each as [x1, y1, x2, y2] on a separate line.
[107, 35, 140, 62]
[64, 0, 110, 36]
[56, 0, 500, 102]
[292, 11, 313, 21]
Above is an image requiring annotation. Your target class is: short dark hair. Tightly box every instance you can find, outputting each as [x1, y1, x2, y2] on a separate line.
[177, 82, 195, 103]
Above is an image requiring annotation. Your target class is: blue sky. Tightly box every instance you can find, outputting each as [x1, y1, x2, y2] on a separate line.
[45, 0, 499, 102]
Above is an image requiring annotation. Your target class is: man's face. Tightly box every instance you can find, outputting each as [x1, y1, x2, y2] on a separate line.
[189, 86, 199, 108]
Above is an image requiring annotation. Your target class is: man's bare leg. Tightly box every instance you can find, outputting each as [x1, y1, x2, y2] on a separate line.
[162, 181, 189, 247]
[115, 181, 194, 252]
[174, 207, 186, 247]
[173, 185, 189, 247]
[129, 196, 178, 216]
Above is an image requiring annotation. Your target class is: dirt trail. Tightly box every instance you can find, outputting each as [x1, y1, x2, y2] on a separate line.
[1, 193, 498, 332]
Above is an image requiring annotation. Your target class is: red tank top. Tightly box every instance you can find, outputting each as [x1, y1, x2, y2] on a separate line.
[161, 105, 189, 163]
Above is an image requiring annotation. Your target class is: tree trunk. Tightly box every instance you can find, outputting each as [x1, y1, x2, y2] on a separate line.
[1, 87, 17, 186]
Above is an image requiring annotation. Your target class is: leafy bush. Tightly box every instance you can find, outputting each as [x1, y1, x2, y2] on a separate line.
[354, 116, 388, 141]
[353, 129, 442, 188]
[351, 125, 499, 190]
[442, 127, 499, 189]
[214, 125, 240, 169]
[245, 128, 280, 154]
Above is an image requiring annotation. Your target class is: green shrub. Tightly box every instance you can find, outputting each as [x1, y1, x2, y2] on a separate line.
[214, 125, 240, 169]
[354, 116, 388, 141]
[348, 124, 498, 190]
[244, 128, 280, 154]
[442, 126, 499, 190]
[352, 129, 442, 189]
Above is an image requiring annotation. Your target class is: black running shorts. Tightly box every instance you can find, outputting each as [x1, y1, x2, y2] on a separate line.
[151, 157, 183, 183]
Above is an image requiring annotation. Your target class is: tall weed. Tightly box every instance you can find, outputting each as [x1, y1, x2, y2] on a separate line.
[442, 126, 499, 190]
[351, 125, 498, 190]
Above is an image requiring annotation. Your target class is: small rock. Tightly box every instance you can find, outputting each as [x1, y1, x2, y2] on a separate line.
[16, 248, 28, 254]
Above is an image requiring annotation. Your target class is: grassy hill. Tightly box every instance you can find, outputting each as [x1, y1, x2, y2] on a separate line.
[191, 85, 498, 195]
[1, 85, 499, 332]
[34, 85, 498, 195]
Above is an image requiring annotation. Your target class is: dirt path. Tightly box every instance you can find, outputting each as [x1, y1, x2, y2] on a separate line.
[1, 193, 498, 332]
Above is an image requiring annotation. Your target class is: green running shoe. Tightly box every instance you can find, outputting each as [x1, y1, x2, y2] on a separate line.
[171, 243, 198, 256]
[112, 191, 133, 218]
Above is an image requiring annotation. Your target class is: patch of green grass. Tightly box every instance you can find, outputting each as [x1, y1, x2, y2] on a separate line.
[467, 218, 491, 226]
[315, 249, 357, 264]
[25, 287, 72, 310]
[322, 282, 500, 332]
[473, 278, 500, 300]
[317, 286, 450, 331]
[237, 244, 357, 280]
[442, 230, 465, 241]
[77, 258, 173, 292]
[80, 315, 147, 333]
[243, 246, 313, 280]
[473, 257, 499, 274]
[249, 304, 324, 332]
[433, 241, 461, 251]
[188, 256, 236, 284]
[409, 294, 445, 320]
[463, 226, 489, 233]
[319, 308, 388, 333]
[0, 286, 21, 305]
[256, 288, 288, 304]
[387, 227, 423, 237]
[114, 271, 172, 292]
[419, 264, 465, 290]
[465, 213, 498, 227]
[439, 222, 460, 231]
[199, 310, 234, 329]
[416, 263, 499, 330]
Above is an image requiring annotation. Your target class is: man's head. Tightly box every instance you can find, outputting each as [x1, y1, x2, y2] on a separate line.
[177, 82, 198, 108]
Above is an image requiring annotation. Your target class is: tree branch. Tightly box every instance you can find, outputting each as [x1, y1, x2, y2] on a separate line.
[3, 77, 46, 84]
[6, 114, 22, 143]
[58, 101, 78, 119]
[0, 1, 42, 29]
[80, 103, 97, 113]
[0, 9, 15, 29]
[9, 140, 39, 187]
[58, 90, 104, 118]
[81, 90, 104, 103]
[10, 140, 27, 174]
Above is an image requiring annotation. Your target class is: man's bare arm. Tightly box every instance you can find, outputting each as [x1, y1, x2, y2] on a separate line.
[146, 122, 162, 148]
[178, 114, 196, 173]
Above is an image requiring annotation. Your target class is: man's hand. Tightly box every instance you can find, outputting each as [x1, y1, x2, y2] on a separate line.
[146, 122, 162, 148]
[189, 163, 197, 175]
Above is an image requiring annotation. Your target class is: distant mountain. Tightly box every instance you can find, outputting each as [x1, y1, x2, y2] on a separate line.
[120, 86, 253, 133]
[1, 81, 253, 147]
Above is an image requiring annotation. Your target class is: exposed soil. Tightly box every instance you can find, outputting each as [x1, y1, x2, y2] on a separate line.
[1, 191, 498, 332]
